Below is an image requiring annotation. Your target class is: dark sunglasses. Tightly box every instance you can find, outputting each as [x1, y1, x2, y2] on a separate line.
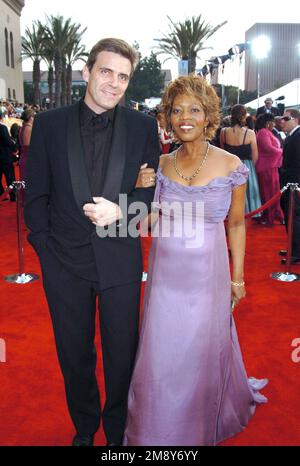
[281, 116, 294, 121]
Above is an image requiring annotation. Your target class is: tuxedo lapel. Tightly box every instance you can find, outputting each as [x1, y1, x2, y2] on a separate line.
[102, 105, 127, 201]
[67, 102, 92, 231]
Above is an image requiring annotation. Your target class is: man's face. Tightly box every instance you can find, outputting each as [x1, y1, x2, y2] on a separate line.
[275, 118, 285, 131]
[281, 111, 298, 133]
[83, 51, 132, 113]
[265, 99, 273, 109]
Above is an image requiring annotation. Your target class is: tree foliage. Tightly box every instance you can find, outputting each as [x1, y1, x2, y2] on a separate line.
[22, 15, 87, 107]
[155, 15, 227, 73]
[126, 50, 165, 103]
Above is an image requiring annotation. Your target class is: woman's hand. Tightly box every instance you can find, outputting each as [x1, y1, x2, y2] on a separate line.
[135, 164, 156, 188]
[231, 281, 246, 312]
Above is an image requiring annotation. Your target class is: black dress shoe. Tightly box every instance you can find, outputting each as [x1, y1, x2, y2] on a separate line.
[279, 250, 287, 256]
[106, 442, 122, 446]
[72, 434, 94, 446]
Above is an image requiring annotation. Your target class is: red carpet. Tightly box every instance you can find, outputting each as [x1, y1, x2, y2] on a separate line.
[0, 198, 299, 446]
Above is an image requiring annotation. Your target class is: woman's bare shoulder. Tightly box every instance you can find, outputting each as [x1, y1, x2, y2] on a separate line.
[159, 153, 174, 169]
[209, 145, 241, 170]
[246, 128, 256, 139]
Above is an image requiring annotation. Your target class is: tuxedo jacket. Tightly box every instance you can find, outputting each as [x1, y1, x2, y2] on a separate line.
[256, 106, 280, 117]
[24, 102, 160, 289]
[281, 127, 300, 185]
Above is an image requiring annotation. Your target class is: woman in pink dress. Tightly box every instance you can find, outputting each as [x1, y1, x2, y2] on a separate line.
[255, 113, 284, 225]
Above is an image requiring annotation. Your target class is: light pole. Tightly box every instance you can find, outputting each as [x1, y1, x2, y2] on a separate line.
[297, 43, 300, 107]
[251, 35, 271, 110]
[227, 43, 250, 104]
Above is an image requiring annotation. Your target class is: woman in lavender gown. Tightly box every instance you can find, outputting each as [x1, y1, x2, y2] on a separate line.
[123, 76, 268, 446]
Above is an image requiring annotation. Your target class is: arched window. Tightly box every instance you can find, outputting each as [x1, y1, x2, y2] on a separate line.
[10, 32, 14, 68]
[5, 28, 9, 67]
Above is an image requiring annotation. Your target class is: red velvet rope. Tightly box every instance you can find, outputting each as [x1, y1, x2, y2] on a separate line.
[245, 191, 283, 219]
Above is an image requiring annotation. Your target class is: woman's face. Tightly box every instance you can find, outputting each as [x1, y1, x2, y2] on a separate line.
[170, 93, 208, 142]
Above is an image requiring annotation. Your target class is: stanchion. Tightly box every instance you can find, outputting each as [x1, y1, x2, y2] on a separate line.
[4, 181, 39, 284]
[271, 183, 300, 282]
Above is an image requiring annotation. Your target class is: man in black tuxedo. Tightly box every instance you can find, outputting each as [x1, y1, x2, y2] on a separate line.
[24, 38, 160, 446]
[0, 111, 16, 201]
[280, 109, 300, 263]
[256, 97, 280, 117]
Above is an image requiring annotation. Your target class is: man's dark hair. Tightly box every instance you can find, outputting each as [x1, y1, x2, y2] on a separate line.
[86, 38, 139, 76]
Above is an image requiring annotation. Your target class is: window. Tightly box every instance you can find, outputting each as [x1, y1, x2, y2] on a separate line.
[5, 28, 9, 66]
[8, 88, 11, 100]
[13, 89, 16, 100]
[10, 32, 14, 68]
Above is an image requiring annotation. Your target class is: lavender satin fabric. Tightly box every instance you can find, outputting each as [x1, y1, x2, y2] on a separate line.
[123, 163, 268, 446]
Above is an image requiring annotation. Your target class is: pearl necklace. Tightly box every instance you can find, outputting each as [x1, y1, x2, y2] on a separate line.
[173, 143, 210, 182]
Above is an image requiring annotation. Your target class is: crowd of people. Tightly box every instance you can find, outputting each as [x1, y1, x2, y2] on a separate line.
[1, 37, 300, 446]
[0, 101, 38, 202]
[149, 99, 299, 235]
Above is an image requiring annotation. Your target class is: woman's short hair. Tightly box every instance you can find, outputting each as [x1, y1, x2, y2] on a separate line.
[86, 38, 139, 75]
[160, 75, 220, 141]
[21, 108, 34, 123]
[255, 113, 274, 131]
[230, 104, 247, 126]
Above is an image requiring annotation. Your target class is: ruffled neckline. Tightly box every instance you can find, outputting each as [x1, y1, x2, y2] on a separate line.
[156, 163, 248, 192]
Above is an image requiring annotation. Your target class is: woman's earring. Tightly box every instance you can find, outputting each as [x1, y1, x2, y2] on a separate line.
[204, 126, 207, 139]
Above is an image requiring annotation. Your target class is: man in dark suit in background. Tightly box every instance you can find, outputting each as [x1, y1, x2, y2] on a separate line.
[256, 97, 280, 117]
[280, 109, 300, 263]
[24, 38, 160, 446]
[0, 111, 16, 201]
[273, 116, 286, 148]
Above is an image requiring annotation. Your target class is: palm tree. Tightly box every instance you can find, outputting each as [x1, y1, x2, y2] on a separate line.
[21, 22, 46, 105]
[44, 15, 86, 108]
[65, 40, 88, 105]
[154, 15, 227, 73]
[39, 35, 55, 109]
[61, 55, 67, 107]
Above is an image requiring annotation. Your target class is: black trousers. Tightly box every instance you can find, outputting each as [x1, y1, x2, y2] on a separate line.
[282, 190, 300, 258]
[40, 248, 140, 443]
[0, 158, 16, 200]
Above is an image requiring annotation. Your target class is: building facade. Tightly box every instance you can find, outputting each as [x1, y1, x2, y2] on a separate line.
[0, 0, 25, 102]
[245, 23, 300, 94]
[23, 70, 87, 105]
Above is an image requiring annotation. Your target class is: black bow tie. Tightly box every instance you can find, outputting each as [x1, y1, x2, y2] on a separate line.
[91, 113, 109, 128]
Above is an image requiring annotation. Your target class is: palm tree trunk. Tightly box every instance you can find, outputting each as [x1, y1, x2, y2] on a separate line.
[66, 63, 73, 106]
[54, 51, 62, 108]
[61, 56, 67, 107]
[33, 59, 41, 106]
[190, 53, 196, 74]
[48, 65, 54, 109]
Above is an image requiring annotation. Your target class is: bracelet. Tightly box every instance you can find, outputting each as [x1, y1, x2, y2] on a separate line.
[231, 280, 245, 287]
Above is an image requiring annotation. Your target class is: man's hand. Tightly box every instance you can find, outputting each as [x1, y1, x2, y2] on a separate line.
[83, 197, 123, 227]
